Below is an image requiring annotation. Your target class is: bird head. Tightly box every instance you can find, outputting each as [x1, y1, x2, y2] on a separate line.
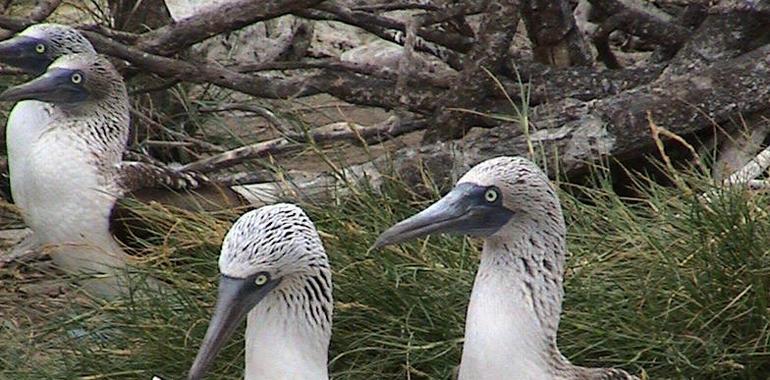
[0, 53, 125, 105]
[187, 203, 329, 380]
[374, 156, 561, 248]
[0, 23, 95, 75]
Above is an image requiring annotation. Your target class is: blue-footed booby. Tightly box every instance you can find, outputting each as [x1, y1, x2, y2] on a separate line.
[0, 53, 133, 296]
[374, 157, 638, 380]
[0, 24, 97, 254]
[187, 203, 332, 380]
[0, 52, 237, 296]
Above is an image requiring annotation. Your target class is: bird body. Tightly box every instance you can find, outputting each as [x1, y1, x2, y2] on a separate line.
[188, 204, 332, 380]
[6, 99, 52, 216]
[461, 255, 554, 380]
[0, 54, 133, 295]
[375, 156, 637, 380]
[0, 24, 245, 295]
[244, 287, 330, 380]
[1, 23, 97, 218]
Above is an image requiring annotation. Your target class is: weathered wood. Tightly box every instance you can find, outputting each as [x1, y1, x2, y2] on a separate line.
[663, 0, 770, 77]
[135, 0, 325, 55]
[424, 0, 521, 141]
[520, 0, 592, 67]
[458, 42, 770, 176]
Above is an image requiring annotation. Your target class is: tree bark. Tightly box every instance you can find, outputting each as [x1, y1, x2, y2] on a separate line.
[520, 0, 592, 67]
[380, 41, 770, 185]
[135, 0, 325, 56]
[424, 0, 521, 142]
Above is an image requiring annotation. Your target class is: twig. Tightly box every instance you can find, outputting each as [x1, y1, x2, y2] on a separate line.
[180, 138, 299, 173]
[83, 31, 442, 114]
[79, 24, 139, 44]
[181, 117, 427, 174]
[130, 109, 227, 154]
[589, 0, 690, 68]
[129, 78, 181, 95]
[199, 104, 300, 138]
[233, 58, 400, 80]
[0, 0, 61, 39]
[135, 0, 325, 56]
[397, 17, 421, 105]
[295, 8, 465, 69]
[212, 171, 276, 186]
[314, 2, 473, 53]
[351, 1, 439, 12]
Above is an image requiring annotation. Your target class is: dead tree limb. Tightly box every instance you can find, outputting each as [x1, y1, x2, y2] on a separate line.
[0, 0, 61, 39]
[425, 0, 521, 141]
[313, 2, 473, 53]
[294, 7, 465, 69]
[181, 117, 428, 173]
[84, 31, 443, 113]
[663, 0, 770, 77]
[520, 0, 592, 67]
[134, 0, 325, 56]
[588, 0, 690, 68]
[459, 42, 770, 176]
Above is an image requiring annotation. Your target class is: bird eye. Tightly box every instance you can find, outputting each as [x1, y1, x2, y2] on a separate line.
[484, 188, 499, 203]
[254, 273, 269, 286]
[34, 43, 45, 54]
[70, 73, 82, 84]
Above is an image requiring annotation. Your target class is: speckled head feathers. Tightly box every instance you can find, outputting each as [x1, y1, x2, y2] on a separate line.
[47, 53, 126, 102]
[458, 156, 559, 216]
[20, 23, 95, 55]
[219, 203, 328, 279]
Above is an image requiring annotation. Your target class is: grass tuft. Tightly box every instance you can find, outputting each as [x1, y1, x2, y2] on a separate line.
[1, 163, 769, 379]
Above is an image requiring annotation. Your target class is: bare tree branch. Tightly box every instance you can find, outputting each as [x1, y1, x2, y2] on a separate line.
[180, 117, 427, 174]
[425, 0, 521, 141]
[135, 0, 325, 56]
[589, 0, 690, 68]
[521, 0, 592, 67]
[0, 0, 61, 39]
[295, 7, 465, 69]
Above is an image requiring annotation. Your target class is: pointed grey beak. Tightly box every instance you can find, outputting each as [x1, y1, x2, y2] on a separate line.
[373, 183, 514, 249]
[0, 35, 52, 74]
[0, 68, 88, 103]
[187, 275, 280, 380]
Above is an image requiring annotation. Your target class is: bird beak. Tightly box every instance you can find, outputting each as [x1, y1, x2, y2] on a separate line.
[0, 36, 51, 74]
[187, 275, 280, 380]
[0, 68, 88, 103]
[373, 183, 513, 248]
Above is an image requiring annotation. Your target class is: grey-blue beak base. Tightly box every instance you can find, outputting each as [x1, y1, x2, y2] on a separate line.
[187, 274, 280, 380]
[373, 183, 514, 249]
[0, 68, 88, 103]
[0, 36, 52, 74]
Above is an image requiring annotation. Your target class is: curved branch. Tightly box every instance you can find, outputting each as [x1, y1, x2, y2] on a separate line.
[135, 0, 324, 56]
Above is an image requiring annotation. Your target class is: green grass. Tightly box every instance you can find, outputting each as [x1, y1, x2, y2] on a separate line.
[1, 164, 769, 379]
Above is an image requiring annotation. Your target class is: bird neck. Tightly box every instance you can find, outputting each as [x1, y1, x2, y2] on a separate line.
[50, 93, 130, 165]
[244, 270, 332, 380]
[459, 217, 570, 380]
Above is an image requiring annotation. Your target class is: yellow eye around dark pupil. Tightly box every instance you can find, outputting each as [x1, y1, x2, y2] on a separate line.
[35, 44, 45, 53]
[255, 275, 268, 286]
[71, 73, 82, 83]
[485, 189, 497, 202]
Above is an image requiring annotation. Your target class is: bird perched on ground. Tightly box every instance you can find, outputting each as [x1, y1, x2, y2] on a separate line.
[0, 24, 98, 254]
[0, 23, 240, 253]
[374, 156, 638, 380]
[187, 203, 332, 380]
[0, 52, 243, 296]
